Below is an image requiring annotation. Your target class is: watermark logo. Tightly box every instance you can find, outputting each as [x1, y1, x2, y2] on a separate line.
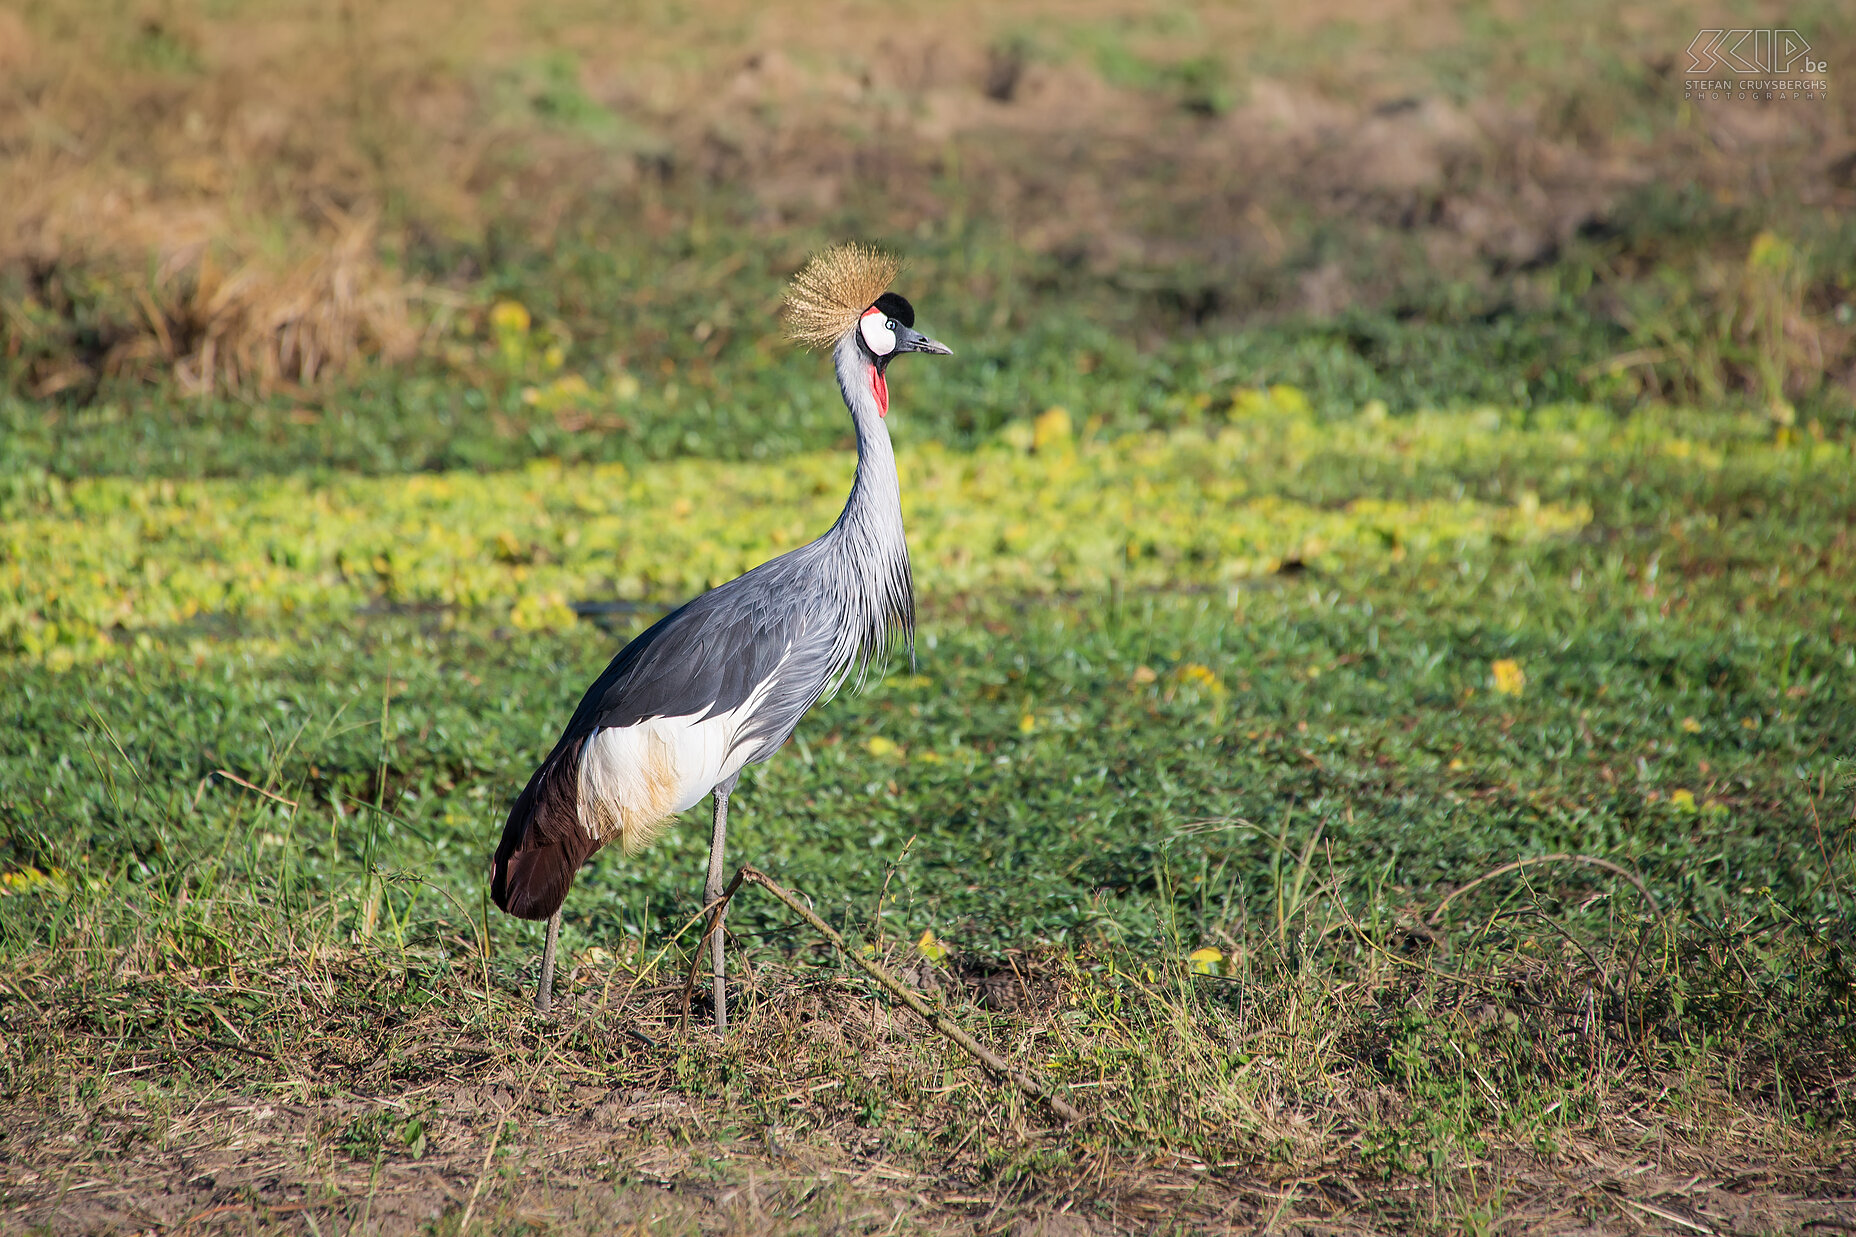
[1683, 28, 1829, 101]
[1686, 30, 1821, 75]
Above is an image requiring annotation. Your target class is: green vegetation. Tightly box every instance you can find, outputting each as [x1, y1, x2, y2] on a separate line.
[4, 387, 1854, 1229]
[7, 393, 1850, 952]
[3, 0, 1855, 1229]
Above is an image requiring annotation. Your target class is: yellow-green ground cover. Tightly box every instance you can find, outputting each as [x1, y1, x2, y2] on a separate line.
[33, 393, 1812, 663]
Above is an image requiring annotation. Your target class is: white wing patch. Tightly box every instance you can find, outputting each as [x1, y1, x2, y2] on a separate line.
[576, 654, 791, 854]
[859, 310, 896, 356]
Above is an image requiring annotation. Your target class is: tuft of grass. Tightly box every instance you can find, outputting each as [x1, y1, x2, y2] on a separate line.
[1599, 229, 1849, 421]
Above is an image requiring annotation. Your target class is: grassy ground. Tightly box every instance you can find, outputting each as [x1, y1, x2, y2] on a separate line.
[4, 397, 1855, 1232]
[4, 0, 1856, 1232]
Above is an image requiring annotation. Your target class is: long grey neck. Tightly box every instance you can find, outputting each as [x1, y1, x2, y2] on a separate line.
[829, 332, 902, 543]
[821, 330, 914, 676]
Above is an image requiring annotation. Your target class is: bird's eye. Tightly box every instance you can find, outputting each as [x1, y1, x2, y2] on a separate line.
[886, 320, 897, 331]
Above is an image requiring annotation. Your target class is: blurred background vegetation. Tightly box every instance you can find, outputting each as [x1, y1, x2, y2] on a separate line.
[1, 0, 1851, 476]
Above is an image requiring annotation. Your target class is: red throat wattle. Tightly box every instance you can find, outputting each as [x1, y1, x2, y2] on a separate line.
[869, 365, 888, 417]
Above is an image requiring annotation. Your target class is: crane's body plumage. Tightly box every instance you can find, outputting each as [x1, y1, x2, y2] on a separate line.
[492, 275, 935, 947]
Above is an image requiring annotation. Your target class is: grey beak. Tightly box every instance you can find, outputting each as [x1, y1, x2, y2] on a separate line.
[898, 326, 953, 356]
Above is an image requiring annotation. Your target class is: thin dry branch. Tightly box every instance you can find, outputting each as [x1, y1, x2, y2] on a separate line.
[212, 769, 298, 810]
[1424, 851, 1670, 1045]
[1427, 853, 1662, 926]
[698, 866, 1084, 1126]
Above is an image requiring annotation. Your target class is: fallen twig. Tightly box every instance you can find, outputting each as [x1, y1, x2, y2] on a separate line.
[212, 769, 298, 810]
[1427, 853, 1661, 927]
[1621, 1197, 1713, 1234]
[726, 866, 1084, 1126]
[1425, 851, 1669, 1046]
[193, 1037, 275, 1061]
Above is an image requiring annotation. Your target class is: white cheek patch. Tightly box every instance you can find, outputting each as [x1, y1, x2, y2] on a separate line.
[859, 311, 896, 356]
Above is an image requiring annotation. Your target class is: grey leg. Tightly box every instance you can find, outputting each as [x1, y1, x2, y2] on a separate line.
[705, 776, 738, 1034]
[536, 907, 561, 1015]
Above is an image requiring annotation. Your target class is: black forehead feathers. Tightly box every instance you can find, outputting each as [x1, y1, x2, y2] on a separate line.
[872, 291, 914, 328]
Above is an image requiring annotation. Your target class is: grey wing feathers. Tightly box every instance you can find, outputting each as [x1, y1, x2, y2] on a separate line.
[557, 547, 833, 753]
[493, 552, 829, 924]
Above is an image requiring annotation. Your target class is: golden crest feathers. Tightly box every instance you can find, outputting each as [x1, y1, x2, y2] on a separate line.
[783, 243, 902, 348]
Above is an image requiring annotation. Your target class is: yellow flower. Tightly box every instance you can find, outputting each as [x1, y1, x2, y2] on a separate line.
[1170, 662, 1225, 693]
[1747, 230, 1795, 272]
[1267, 383, 1311, 414]
[865, 735, 899, 758]
[521, 374, 591, 411]
[916, 929, 949, 964]
[1019, 713, 1037, 733]
[1032, 406, 1073, 451]
[1669, 788, 1698, 813]
[1230, 384, 1312, 419]
[1188, 947, 1224, 975]
[0, 866, 67, 897]
[509, 590, 576, 631]
[1680, 717, 1702, 734]
[489, 300, 531, 335]
[1490, 659, 1526, 696]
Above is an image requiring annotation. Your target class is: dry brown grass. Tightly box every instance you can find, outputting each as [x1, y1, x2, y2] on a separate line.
[0, 0, 466, 396]
[4, 859, 1854, 1235]
[4, 0, 1850, 399]
[130, 208, 419, 395]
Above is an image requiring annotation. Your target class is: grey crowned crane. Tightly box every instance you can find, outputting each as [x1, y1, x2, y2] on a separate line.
[491, 245, 951, 1031]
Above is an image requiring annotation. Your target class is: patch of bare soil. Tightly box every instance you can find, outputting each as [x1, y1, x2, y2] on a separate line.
[4, 949, 1855, 1236]
[11, 1079, 1851, 1235]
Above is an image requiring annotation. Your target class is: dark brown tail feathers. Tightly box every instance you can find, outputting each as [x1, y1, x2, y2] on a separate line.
[491, 746, 600, 920]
